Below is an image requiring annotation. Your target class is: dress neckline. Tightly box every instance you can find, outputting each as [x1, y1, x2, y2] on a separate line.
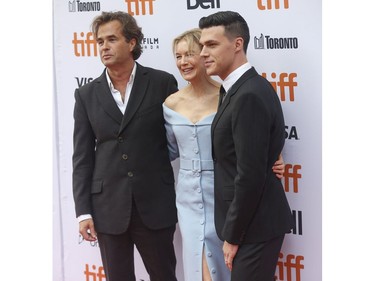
[163, 103, 216, 125]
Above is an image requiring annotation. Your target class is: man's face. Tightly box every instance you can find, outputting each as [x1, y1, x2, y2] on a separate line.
[96, 20, 135, 68]
[199, 26, 237, 80]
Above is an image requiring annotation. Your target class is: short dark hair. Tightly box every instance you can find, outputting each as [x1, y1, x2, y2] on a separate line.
[91, 11, 144, 60]
[199, 11, 250, 54]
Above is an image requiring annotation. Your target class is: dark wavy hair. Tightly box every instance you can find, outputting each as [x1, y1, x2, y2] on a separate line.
[91, 11, 144, 60]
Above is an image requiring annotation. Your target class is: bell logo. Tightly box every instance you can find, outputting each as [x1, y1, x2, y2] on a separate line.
[187, 0, 221, 10]
[262, 72, 298, 102]
[258, 0, 289, 10]
[125, 0, 155, 16]
[72, 32, 98, 57]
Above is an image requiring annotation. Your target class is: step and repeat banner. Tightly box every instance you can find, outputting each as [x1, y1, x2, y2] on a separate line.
[53, 0, 321, 280]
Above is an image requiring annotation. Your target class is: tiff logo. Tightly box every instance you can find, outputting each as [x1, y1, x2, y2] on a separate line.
[84, 264, 106, 281]
[283, 164, 302, 193]
[187, 0, 220, 9]
[275, 253, 304, 281]
[258, 0, 289, 10]
[125, 0, 155, 16]
[84, 263, 150, 281]
[72, 32, 98, 57]
[291, 210, 303, 235]
[262, 72, 297, 102]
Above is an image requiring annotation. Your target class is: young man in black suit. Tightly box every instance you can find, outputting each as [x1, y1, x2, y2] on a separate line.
[72, 11, 178, 281]
[199, 11, 294, 281]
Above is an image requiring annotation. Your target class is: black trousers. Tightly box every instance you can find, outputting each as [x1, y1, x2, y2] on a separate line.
[97, 203, 177, 281]
[231, 235, 285, 281]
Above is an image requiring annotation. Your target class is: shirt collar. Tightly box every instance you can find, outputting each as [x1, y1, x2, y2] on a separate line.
[222, 62, 252, 93]
[105, 63, 137, 92]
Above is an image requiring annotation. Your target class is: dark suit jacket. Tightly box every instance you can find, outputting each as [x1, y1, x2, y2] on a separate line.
[212, 67, 294, 244]
[72, 63, 178, 234]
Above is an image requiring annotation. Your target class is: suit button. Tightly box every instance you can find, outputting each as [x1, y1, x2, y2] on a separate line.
[128, 172, 133, 177]
[122, 154, 128, 160]
[118, 137, 124, 143]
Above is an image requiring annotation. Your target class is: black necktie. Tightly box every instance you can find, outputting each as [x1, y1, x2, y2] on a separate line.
[219, 85, 226, 107]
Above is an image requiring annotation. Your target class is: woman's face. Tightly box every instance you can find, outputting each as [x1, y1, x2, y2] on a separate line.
[174, 40, 206, 82]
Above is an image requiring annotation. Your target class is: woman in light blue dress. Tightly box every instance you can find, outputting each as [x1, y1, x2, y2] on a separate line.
[163, 29, 285, 281]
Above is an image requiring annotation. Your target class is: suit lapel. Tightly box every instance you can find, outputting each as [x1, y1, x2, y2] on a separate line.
[211, 67, 258, 136]
[95, 70, 123, 125]
[119, 63, 148, 134]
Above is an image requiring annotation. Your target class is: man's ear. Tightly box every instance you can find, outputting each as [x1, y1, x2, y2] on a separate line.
[234, 37, 244, 52]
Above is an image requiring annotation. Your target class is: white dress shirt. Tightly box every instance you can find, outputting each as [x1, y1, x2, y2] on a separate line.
[221, 62, 252, 96]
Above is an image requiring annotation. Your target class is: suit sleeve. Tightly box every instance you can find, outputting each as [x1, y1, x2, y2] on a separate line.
[222, 93, 271, 244]
[72, 89, 96, 217]
[163, 113, 179, 161]
[166, 74, 179, 96]
[163, 74, 179, 161]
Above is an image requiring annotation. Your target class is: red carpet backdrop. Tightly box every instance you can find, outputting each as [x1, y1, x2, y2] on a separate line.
[53, 0, 321, 280]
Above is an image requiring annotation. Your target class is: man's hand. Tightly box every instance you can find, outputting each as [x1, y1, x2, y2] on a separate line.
[79, 219, 97, 241]
[273, 154, 285, 179]
[223, 241, 239, 271]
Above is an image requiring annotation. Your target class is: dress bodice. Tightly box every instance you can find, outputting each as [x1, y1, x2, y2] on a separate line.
[163, 104, 215, 165]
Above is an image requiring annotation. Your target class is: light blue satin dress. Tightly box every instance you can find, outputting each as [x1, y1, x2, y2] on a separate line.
[163, 104, 230, 281]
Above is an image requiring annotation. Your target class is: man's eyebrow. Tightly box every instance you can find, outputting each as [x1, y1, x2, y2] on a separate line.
[202, 39, 218, 45]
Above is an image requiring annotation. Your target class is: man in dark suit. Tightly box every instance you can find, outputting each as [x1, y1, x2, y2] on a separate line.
[199, 11, 294, 281]
[72, 11, 178, 281]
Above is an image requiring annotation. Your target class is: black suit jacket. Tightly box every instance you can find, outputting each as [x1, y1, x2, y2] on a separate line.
[72, 63, 178, 234]
[212, 67, 293, 244]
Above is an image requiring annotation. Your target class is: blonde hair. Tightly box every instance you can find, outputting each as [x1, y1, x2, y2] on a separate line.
[172, 28, 202, 54]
